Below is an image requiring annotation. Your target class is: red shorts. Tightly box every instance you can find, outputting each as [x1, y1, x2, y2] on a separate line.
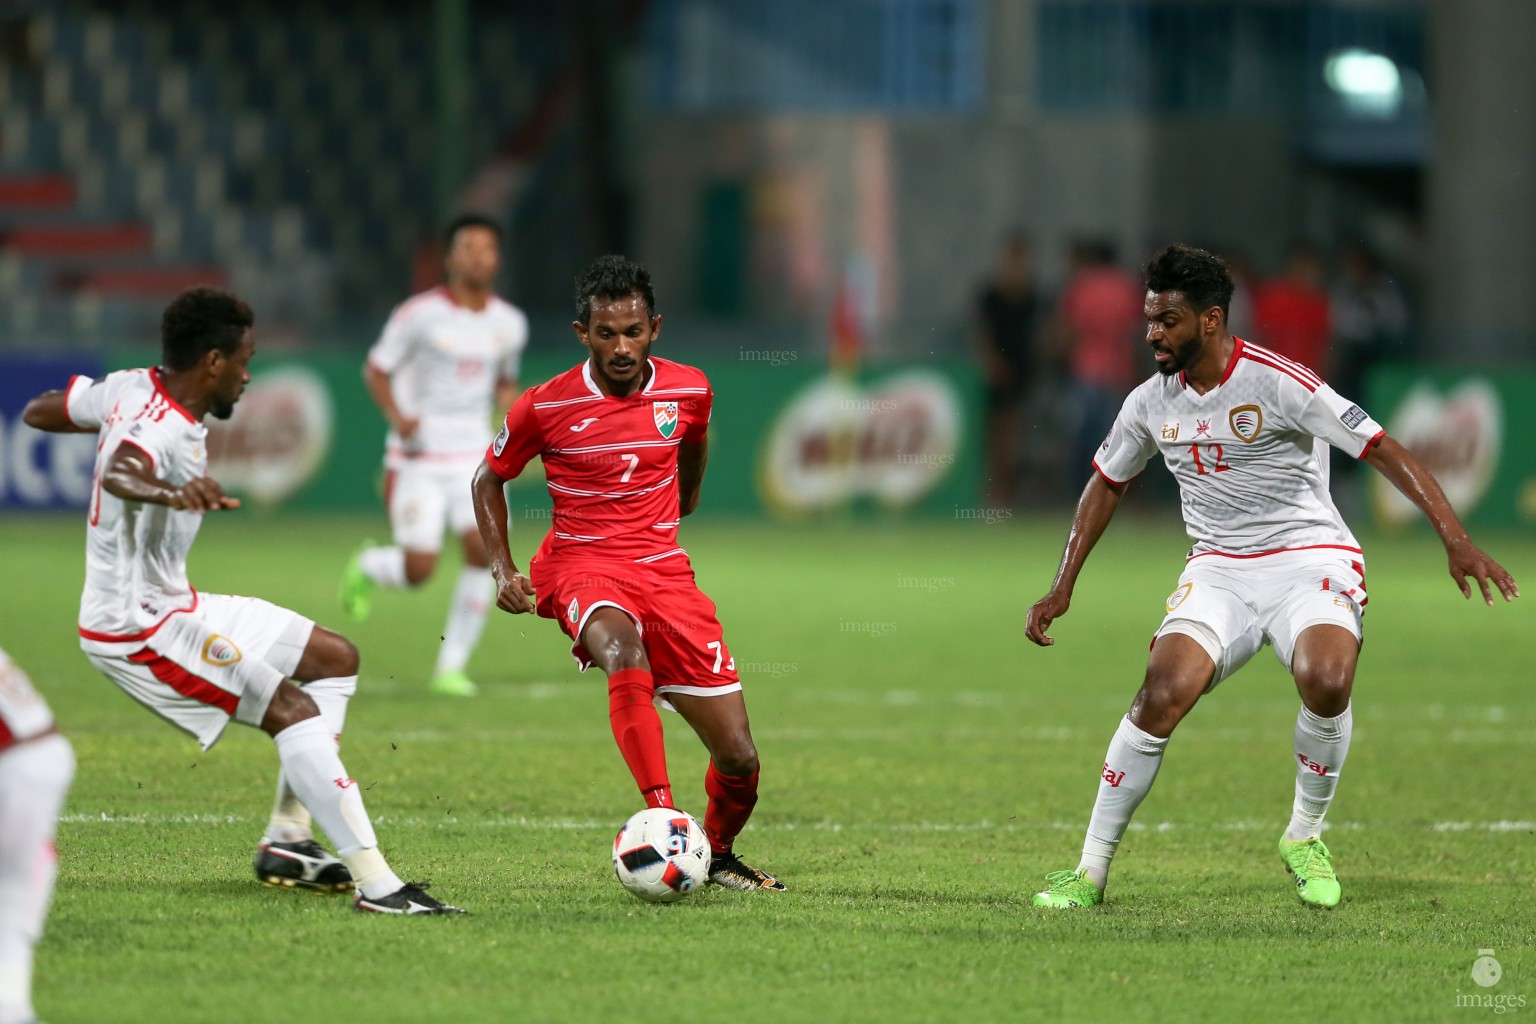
[531, 552, 740, 708]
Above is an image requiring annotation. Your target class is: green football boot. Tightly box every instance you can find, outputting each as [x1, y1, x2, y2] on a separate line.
[1279, 835, 1341, 908]
[1031, 869, 1103, 909]
[430, 669, 479, 698]
[339, 542, 376, 622]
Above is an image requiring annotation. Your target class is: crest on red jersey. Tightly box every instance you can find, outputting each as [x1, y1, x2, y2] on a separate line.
[653, 401, 679, 439]
[1229, 404, 1262, 443]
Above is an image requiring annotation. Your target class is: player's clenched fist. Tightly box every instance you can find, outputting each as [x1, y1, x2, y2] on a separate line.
[492, 568, 536, 614]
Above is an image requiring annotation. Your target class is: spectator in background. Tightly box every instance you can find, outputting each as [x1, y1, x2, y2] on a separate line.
[974, 232, 1041, 508]
[1052, 239, 1142, 491]
[1331, 240, 1410, 407]
[1253, 241, 1332, 373]
[1222, 248, 1259, 339]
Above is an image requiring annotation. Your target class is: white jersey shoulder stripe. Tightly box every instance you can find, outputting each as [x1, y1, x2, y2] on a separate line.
[1244, 340, 1323, 384]
[548, 439, 679, 455]
[1242, 344, 1323, 389]
[533, 394, 605, 410]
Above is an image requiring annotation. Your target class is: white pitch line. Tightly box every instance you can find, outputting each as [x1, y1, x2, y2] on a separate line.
[57, 813, 1535, 834]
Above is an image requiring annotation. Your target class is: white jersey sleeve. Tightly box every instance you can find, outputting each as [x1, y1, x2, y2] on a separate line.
[367, 301, 421, 374]
[497, 303, 528, 383]
[64, 373, 115, 429]
[1093, 388, 1158, 484]
[1280, 380, 1384, 459]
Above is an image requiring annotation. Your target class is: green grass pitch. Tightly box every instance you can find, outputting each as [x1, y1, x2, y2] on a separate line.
[1, 511, 1530, 1022]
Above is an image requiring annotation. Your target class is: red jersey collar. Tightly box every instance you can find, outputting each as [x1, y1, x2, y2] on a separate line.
[1179, 336, 1244, 390]
[148, 367, 199, 423]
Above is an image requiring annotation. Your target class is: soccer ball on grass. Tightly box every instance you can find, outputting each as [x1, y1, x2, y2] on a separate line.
[612, 807, 710, 903]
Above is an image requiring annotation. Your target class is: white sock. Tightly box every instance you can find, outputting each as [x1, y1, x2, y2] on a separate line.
[1286, 703, 1352, 841]
[1077, 716, 1168, 891]
[265, 675, 357, 844]
[0, 735, 75, 1024]
[359, 545, 408, 588]
[272, 717, 385, 863]
[263, 783, 311, 845]
[434, 567, 492, 676]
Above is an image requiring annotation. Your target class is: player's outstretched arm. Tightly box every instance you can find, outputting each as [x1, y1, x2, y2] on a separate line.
[1025, 473, 1128, 647]
[103, 445, 238, 512]
[22, 389, 94, 433]
[678, 436, 708, 517]
[1363, 435, 1519, 604]
[471, 460, 535, 614]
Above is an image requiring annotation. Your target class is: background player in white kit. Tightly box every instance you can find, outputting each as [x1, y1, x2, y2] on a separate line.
[24, 287, 462, 915]
[1025, 244, 1518, 910]
[0, 648, 73, 1024]
[341, 215, 528, 697]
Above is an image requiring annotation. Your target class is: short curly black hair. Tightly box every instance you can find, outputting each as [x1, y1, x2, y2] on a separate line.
[160, 287, 254, 371]
[573, 255, 655, 325]
[443, 213, 502, 249]
[1143, 243, 1234, 317]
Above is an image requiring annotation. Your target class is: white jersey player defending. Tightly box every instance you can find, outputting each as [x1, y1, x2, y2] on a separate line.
[1025, 244, 1518, 911]
[0, 648, 74, 1024]
[23, 287, 462, 915]
[341, 214, 527, 697]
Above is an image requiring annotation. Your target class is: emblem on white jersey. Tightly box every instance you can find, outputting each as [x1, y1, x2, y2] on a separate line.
[653, 401, 679, 439]
[567, 598, 580, 623]
[201, 634, 243, 667]
[1165, 582, 1193, 612]
[1193, 418, 1213, 439]
[570, 417, 600, 432]
[1160, 423, 1179, 441]
[493, 424, 508, 457]
[1229, 404, 1263, 443]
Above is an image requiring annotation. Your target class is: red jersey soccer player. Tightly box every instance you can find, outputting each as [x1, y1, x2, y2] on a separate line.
[471, 255, 783, 892]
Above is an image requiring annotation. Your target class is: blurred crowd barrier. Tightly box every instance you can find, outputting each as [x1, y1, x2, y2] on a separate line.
[0, 351, 982, 521]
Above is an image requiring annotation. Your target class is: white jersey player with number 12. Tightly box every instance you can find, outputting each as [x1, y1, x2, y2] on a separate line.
[342, 214, 527, 698]
[1025, 244, 1518, 912]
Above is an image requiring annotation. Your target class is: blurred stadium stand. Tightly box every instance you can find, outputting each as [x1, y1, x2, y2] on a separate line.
[0, 0, 553, 348]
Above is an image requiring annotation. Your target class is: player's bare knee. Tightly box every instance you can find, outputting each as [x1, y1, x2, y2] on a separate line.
[713, 739, 757, 778]
[1296, 665, 1353, 716]
[261, 682, 321, 735]
[595, 637, 649, 673]
[294, 628, 359, 681]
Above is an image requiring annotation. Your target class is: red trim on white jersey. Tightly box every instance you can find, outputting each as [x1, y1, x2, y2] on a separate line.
[62, 374, 89, 427]
[148, 368, 198, 423]
[1240, 343, 1323, 392]
[1187, 543, 1363, 563]
[127, 649, 238, 715]
[1218, 337, 1245, 386]
[1356, 429, 1386, 460]
[1091, 460, 1131, 487]
[78, 592, 199, 643]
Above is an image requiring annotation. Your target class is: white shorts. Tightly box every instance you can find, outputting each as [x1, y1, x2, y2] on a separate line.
[386, 458, 479, 552]
[1154, 548, 1366, 689]
[87, 594, 314, 751]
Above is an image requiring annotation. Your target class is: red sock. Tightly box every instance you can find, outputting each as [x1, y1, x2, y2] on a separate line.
[608, 669, 672, 808]
[704, 761, 759, 854]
